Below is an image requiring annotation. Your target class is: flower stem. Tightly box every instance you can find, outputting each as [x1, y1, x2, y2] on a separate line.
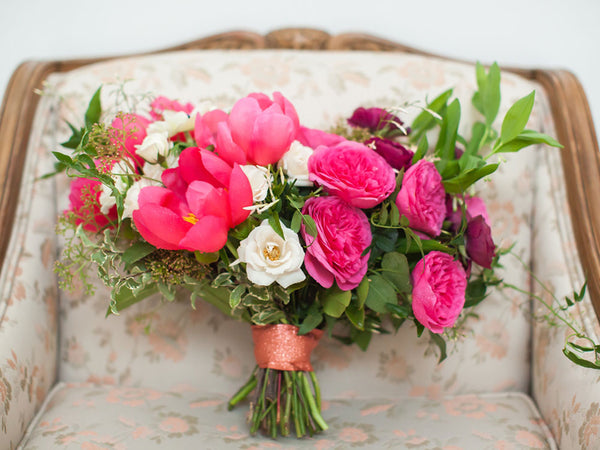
[228, 366, 258, 411]
[299, 372, 328, 431]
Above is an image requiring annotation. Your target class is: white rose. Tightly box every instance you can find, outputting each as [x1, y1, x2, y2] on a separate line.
[135, 131, 171, 163]
[278, 141, 314, 187]
[237, 220, 306, 288]
[241, 165, 272, 203]
[162, 110, 196, 135]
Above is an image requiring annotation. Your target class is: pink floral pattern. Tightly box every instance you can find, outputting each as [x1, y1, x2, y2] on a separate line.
[0, 48, 593, 447]
[20, 383, 555, 449]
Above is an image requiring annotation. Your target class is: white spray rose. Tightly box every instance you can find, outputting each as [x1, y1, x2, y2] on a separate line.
[135, 130, 171, 164]
[278, 141, 314, 187]
[241, 165, 272, 203]
[237, 220, 306, 288]
[98, 161, 133, 214]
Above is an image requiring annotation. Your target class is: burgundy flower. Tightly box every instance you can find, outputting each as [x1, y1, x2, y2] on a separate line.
[365, 137, 413, 171]
[465, 215, 496, 269]
[347, 107, 405, 136]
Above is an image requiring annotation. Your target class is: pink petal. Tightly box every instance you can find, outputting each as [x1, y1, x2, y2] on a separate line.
[303, 252, 334, 289]
[186, 181, 229, 221]
[273, 92, 300, 131]
[215, 122, 247, 166]
[228, 164, 253, 227]
[161, 168, 188, 199]
[179, 216, 229, 252]
[248, 113, 295, 165]
[229, 97, 261, 151]
[133, 205, 190, 250]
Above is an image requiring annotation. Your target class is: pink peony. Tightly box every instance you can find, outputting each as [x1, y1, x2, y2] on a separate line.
[395, 160, 446, 236]
[68, 177, 117, 232]
[149, 96, 194, 120]
[308, 141, 396, 209]
[411, 251, 467, 334]
[133, 149, 252, 252]
[221, 92, 299, 166]
[301, 196, 371, 290]
[296, 126, 346, 149]
[194, 109, 228, 149]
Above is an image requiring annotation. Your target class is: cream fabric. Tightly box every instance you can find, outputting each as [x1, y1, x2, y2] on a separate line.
[19, 382, 556, 449]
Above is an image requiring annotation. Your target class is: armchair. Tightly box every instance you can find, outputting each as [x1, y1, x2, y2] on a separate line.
[1, 29, 599, 449]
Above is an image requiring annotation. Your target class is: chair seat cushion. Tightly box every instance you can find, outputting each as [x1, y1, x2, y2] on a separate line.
[19, 382, 556, 449]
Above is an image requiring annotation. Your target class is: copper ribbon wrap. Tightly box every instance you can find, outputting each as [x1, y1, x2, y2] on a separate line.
[251, 324, 323, 372]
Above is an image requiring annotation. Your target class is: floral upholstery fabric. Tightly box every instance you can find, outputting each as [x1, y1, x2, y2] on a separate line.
[530, 95, 600, 449]
[0, 48, 597, 449]
[0, 95, 59, 449]
[19, 382, 556, 449]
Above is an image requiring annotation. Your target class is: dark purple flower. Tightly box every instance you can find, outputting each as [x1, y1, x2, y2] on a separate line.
[347, 107, 405, 136]
[365, 137, 413, 171]
[465, 215, 496, 269]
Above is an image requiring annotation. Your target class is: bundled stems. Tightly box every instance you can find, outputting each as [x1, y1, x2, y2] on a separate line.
[228, 365, 328, 438]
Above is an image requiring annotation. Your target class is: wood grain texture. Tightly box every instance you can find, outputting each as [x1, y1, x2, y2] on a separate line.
[1, 28, 598, 318]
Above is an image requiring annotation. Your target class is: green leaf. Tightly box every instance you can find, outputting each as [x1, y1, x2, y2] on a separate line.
[442, 163, 499, 193]
[356, 277, 369, 309]
[465, 122, 487, 155]
[364, 274, 397, 313]
[345, 305, 365, 330]
[411, 89, 453, 143]
[500, 91, 535, 143]
[85, 87, 102, 129]
[350, 328, 372, 351]
[299, 306, 323, 335]
[516, 129, 562, 147]
[435, 98, 461, 161]
[52, 151, 73, 166]
[381, 252, 411, 293]
[229, 284, 246, 309]
[268, 213, 285, 240]
[108, 284, 158, 316]
[320, 285, 352, 318]
[429, 332, 448, 364]
[291, 210, 302, 233]
[395, 238, 453, 255]
[464, 278, 487, 308]
[482, 63, 501, 126]
[563, 346, 600, 370]
[458, 153, 484, 172]
[412, 135, 428, 164]
[386, 303, 411, 319]
[157, 282, 176, 301]
[121, 242, 156, 267]
[302, 214, 318, 238]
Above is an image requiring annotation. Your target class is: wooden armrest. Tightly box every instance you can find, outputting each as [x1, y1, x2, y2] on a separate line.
[1, 29, 598, 319]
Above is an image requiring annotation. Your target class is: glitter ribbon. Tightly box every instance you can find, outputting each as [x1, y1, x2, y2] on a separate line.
[251, 324, 323, 372]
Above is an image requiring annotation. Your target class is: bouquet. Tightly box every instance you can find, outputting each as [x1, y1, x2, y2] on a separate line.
[52, 62, 585, 439]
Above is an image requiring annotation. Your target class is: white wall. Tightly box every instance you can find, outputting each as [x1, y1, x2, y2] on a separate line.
[2, 0, 599, 142]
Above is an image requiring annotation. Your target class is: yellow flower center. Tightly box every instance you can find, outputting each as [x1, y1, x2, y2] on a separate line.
[183, 213, 199, 225]
[263, 244, 281, 261]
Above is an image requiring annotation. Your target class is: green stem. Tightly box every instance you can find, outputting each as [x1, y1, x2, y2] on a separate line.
[228, 367, 258, 410]
[309, 371, 322, 411]
[299, 372, 328, 431]
[282, 371, 293, 436]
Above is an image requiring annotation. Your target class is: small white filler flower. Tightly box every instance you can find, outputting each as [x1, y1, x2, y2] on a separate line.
[236, 220, 306, 288]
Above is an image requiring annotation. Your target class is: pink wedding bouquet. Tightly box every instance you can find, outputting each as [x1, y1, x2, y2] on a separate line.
[52, 63, 563, 437]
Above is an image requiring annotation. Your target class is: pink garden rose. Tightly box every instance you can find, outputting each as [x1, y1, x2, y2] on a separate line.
[68, 177, 117, 232]
[301, 196, 371, 290]
[308, 141, 396, 209]
[218, 92, 300, 166]
[411, 251, 467, 334]
[110, 113, 150, 169]
[396, 160, 446, 236]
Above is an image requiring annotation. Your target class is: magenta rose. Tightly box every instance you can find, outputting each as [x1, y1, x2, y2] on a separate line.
[411, 251, 467, 334]
[365, 137, 413, 171]
[308, 141, 396, 209]
[395, 160, 446, 236]
[347, 107, 405, 136]
[466, 216, 496, 269]
[301, 196, 371, 291]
